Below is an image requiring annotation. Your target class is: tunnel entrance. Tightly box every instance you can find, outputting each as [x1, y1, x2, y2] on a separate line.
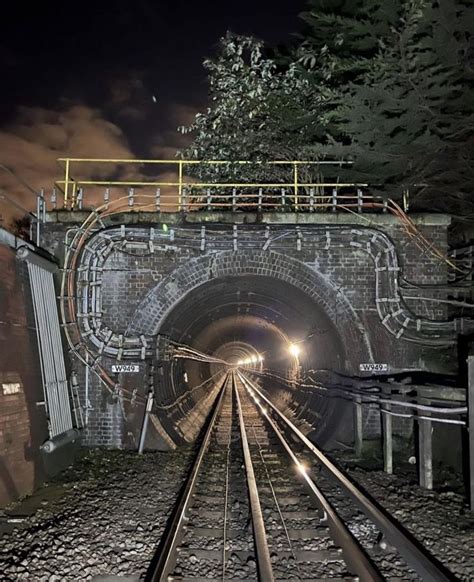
[124, 250, 373, 449]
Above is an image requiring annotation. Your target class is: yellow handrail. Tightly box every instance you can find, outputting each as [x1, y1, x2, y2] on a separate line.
[56, 157, 364, 208]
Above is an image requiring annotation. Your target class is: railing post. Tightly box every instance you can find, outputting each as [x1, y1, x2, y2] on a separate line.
[77, 188, 83, 210]
[36, 194, 41, 247]
[72, 183, 78, 209]
[182, 186, 188, 212]
[104, 188, 110, 209]
[293, 162, 298, 211]
[63, 158, 70, 208]
[258, 187, 262, 212]
[309, 187, 314, 213]
[51, 189, 57, 210]
[178, 160, 183, 210]
[232, 187, 236, 212]
[156, 187, 161, 212]
[332, 188, 337, 212]
[128, 187, 134, 207]
[281, 188, 286, 210]
[357, 188, 363, 213]
[206, 188, 212, 211]
[41, 189, 46, 222]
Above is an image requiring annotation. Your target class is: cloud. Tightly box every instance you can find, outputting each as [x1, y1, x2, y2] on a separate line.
[0, 105, 137, 222]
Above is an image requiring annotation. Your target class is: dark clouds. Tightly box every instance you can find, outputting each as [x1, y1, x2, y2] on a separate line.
[0, 0, 307, 214]
[0, 106, 135, 211]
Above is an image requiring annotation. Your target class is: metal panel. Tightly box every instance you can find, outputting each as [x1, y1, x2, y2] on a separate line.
[27, 261, 73, 438]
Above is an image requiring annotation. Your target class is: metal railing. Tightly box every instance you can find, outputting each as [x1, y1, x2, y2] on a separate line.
[54, 158, 391, 213]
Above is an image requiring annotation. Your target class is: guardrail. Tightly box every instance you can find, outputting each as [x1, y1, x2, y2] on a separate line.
[54, 158, 394, 213]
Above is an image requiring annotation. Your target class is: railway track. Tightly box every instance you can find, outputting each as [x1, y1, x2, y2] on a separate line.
[145, 371, 455, 582]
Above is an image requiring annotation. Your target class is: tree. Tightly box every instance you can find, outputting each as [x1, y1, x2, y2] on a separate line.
[179, 33, 326, 187]
[341, 0, 474, 210]
[178, 1, 474, 212]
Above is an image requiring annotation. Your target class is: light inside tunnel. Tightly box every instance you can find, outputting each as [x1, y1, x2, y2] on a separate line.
[288, 343, 302, 358]
[141, 273, 350, 447]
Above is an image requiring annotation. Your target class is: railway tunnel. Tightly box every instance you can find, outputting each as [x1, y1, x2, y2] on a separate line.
[1, 206, 473, 580]
[38, 215, 459, 454]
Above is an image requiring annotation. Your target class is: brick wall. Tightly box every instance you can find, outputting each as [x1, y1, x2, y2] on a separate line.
[41, 214, 453, 448]
[0, 244, 48, 507]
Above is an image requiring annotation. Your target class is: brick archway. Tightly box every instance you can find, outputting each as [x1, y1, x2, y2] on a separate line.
[129, 249, 373, 370]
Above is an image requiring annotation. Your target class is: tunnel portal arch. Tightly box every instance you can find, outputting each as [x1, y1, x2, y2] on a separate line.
[129, 249, 373, 370]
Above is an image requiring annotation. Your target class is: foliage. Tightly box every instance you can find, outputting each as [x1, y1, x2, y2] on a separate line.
[178, 34, 326, 184]
[342, 0, 474, 209]
[178, 1, 474, 211]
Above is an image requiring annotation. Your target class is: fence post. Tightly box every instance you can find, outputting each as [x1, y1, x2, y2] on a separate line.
[417, 395, 433, 490]
[207, 188, 212, 211]
[353, 395, 363, 457]
[309, 188, 314, 213]
[258, 188, 262, 212]
[382, 386, 393, 474]
[232, 187, 237, 212]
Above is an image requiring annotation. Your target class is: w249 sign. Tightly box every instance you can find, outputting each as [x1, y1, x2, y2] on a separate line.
[359, 363, 388, 373]
[112, 364, 140, 373]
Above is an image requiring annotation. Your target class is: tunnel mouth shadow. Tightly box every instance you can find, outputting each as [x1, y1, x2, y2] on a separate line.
[125, 252, 373, 449]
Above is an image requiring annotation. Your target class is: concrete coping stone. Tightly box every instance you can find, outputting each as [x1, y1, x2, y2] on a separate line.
[45, 211, 452, 227]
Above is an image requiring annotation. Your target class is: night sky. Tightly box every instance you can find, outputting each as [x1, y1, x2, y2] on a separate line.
[0, 0, 307, 204]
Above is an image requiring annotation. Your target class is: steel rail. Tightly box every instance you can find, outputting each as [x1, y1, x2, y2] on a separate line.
[233, 373, 275, 582]
[234, 374, 382, 581]
[237, 371, 456, 582]
[145, 374, 230, 582]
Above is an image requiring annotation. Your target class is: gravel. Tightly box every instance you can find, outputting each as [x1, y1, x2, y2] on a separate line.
[1, 446, 472, 581]
[0, 448, 193, 581]
[329, 451, 474, 581]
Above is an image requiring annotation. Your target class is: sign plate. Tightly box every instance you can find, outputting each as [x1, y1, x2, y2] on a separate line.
[112, 364, 140, 373]
[359, 363, 388, 373]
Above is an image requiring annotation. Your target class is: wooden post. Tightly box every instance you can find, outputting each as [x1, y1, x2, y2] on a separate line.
[382, 387, 393, 474]
[468, 356, 474, 510]
[353, 395, 363, 457]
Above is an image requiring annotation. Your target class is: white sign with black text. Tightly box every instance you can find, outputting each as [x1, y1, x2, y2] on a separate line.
[359, 363, 388, 373]
[112, 364, 140, 373]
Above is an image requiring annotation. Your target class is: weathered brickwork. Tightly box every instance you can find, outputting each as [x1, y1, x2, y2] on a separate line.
[41, 213, 454, 448]
[0, 245, 48, 507]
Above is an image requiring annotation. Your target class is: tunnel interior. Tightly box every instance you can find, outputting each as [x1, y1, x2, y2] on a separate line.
[148, 274, 351, 447]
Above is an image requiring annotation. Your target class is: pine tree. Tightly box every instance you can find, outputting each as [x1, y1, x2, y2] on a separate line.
[341, 0, 474, 210]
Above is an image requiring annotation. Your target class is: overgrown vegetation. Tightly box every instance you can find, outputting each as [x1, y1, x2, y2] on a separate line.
[179, 0, 474, 212]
